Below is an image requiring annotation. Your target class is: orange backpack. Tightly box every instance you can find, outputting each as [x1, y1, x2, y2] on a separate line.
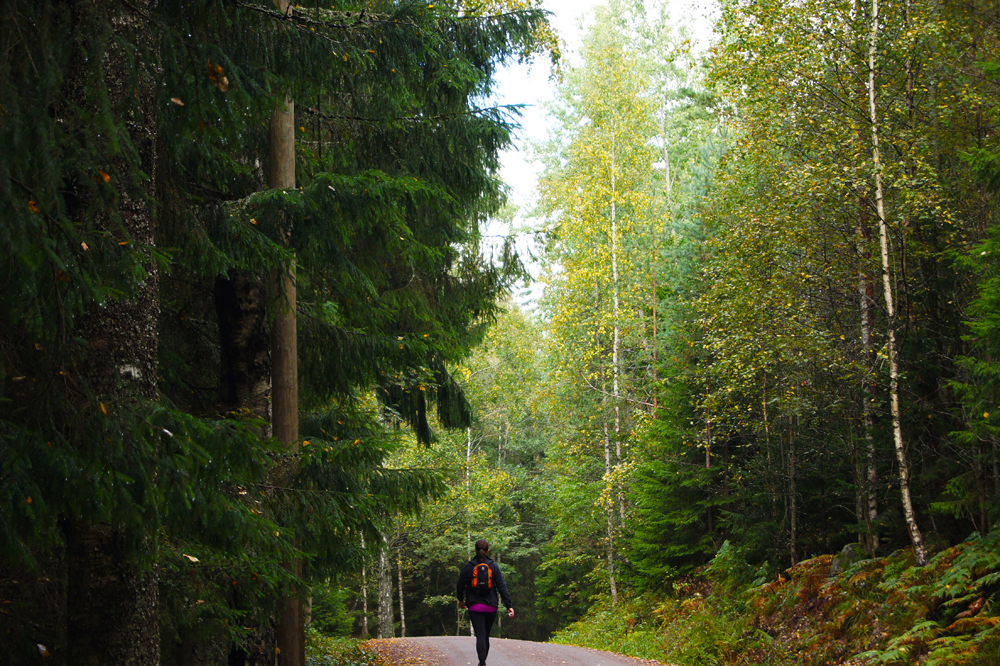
[472, 562, 492, 594]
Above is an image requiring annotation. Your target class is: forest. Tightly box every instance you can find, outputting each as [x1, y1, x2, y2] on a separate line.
[3, 0, 1000, 665]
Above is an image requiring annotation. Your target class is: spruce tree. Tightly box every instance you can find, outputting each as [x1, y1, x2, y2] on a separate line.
[2, 0, 552, 660]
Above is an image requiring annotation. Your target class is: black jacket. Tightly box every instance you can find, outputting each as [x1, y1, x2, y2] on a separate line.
[456, 557, 512, 609]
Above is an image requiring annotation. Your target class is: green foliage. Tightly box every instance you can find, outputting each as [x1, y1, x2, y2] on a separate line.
[305, 636, 379, 666]
[551, 537, 997, 666]
[0, 0, 554, 659]
[311, 585, 356, 637]
[550, 591, 760, 666]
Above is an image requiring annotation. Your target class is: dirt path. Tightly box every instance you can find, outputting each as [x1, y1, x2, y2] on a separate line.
[366, 637, 672, 666]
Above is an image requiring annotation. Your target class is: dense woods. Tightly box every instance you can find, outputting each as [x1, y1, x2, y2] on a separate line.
[5, 0, 1000, 664]
[0, 0, 552, 663]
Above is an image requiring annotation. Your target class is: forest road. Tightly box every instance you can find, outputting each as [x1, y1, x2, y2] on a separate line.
[366, 637, 674, 666]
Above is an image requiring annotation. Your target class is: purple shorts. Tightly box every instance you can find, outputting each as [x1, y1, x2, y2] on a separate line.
[468, 603, 496, 613]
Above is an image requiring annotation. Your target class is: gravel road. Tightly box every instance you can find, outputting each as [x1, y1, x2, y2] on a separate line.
[366, 637, 672, 666]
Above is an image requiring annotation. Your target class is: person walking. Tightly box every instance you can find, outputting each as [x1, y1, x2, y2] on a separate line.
[456, 539, 514, 666]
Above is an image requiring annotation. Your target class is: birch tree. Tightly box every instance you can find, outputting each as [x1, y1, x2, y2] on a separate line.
[536, 3, 658, 602]
[866, 0, 927, 566]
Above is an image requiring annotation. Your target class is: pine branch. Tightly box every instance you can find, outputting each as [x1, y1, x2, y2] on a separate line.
[232, 0, 404, 29]
[301, 104, 523, 125]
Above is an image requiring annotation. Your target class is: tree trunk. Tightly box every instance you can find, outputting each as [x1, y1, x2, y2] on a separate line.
[789, 416, 798, 567]
[853, 0, 881, 556]
[856, 191, 880, 553]
[994, 439, 999, 499]
[763, 370, 778, 522]
[66, 523, 160, 666]
[610, 126, 626, 524]
[706, 417, 713, 534]
[496, 552, 502, 630]
[868, 0, 928, 566]
[215, 271, 271, 425]
[267, 1, 303, 662]
[64, 0, 160, 662]
[378, 536, 394, 638]
[361, 564, 369, 639]
[603, 420, 618, 605]
[397, 553, 406, 638]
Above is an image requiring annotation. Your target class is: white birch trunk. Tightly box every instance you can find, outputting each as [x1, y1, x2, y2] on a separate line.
[397, 553, 406, 638]
[610, 124, 626, 524]
[603, 420, 618, 605]
[361, 534, 369, 639]
[855, 0, 880, 553]
[377, 535, 394, 638]
[361, 565, 369, 639]
[859, 258, 880, 552]
[868, 0, 927, 566]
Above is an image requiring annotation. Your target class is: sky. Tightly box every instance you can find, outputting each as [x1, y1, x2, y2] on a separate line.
[485, 0, 717, 304]
[494, 0, 717, 208]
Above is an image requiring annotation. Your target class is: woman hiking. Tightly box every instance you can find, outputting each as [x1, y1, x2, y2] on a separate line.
[456, 539, 514, 666]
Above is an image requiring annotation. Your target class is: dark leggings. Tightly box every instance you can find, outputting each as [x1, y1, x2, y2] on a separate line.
[468, 610, 497, 665]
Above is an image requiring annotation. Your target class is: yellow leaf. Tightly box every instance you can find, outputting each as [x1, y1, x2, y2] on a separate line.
[100, 402, 107, 415]
[170, 97, 185, 106]
[206, 61, 229, 92]
[28, 200, 39, 213]
[99, 170, 110, 182]
[183, 554, 199, 562]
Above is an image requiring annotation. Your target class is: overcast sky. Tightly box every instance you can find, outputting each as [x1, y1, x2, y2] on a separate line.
[486, 0, 717, 304]
[493, 0, 716, 207]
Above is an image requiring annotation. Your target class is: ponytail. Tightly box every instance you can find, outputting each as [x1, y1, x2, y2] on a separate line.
[474, 538, 490, 562]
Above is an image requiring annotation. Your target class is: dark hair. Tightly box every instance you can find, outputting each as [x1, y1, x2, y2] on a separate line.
[474, 539, 490, 562]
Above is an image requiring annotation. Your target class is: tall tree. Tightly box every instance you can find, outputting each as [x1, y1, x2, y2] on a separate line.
[866, 0, 926, 566]
[0, 0, 553, 659]
[535, 0, 668, 604]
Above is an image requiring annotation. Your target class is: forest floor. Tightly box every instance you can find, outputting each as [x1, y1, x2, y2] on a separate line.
[550, 533, 1000, 665]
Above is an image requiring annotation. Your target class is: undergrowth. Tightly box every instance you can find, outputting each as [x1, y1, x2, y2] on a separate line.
[305, 633, 379, 666]
[549, 531, 1000, 665]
